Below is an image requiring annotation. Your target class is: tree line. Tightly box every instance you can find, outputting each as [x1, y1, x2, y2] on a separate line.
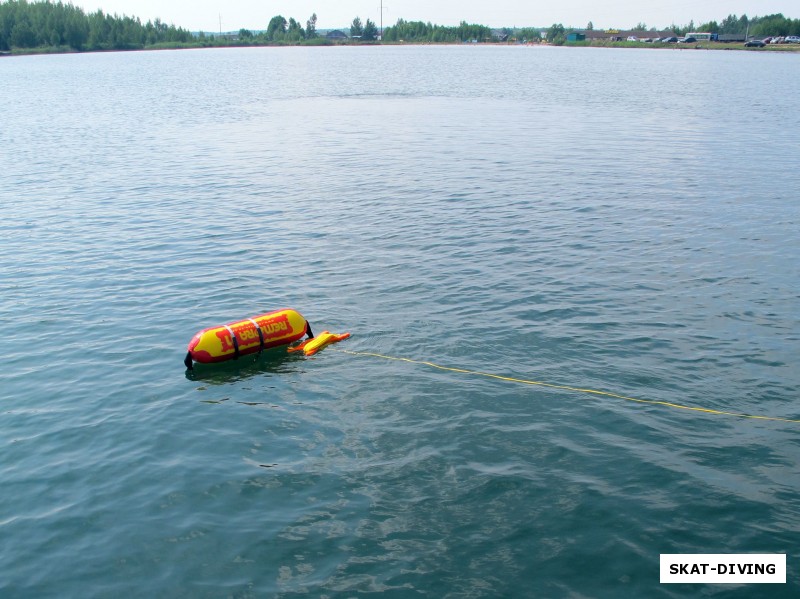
[237, 14, 380, 43]
[0, 0, 192, 51]
[381, 19, 492, 43]
[239, 13, 319, 42]
[347, 16, 378, 40]
[0, 0, 376, 51]
[618, 13, 799, 38]
[249, 15, 378, 41]
[705, 13, 800, 37]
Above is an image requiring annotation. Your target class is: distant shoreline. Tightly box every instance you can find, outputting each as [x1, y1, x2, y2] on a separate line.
[3, 39, 799, 57]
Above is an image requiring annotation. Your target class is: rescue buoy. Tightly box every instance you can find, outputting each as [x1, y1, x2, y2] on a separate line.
[184, 308, 312, 368]
[288, 331, 351, 356]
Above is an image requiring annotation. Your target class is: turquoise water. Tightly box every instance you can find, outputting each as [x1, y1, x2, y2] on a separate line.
[2, 45, 800, 597]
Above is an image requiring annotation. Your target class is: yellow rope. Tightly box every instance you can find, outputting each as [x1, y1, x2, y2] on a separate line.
[336, 349, 800, 425]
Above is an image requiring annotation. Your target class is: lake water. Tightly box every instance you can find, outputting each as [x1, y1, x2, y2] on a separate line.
[2, 45, 799, 597]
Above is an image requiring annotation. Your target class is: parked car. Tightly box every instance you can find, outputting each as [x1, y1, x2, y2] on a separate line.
[626, 35, 638, 41]
[661, 37, 678, 43]
[785, 36, 800, 43]
[678, 36, 697, 43]
[770, 37, 785, 44]
[744, 39, 766, 47]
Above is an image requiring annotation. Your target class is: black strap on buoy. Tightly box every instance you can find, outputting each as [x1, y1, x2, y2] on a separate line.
[224, 324, 240, 359]
[249, 318, 265, 352]
[184, 351, 194, 370]
[305, 321, 314, 339]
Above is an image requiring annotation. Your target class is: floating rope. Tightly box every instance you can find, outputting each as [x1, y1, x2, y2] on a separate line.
[337, 349, 800, 425]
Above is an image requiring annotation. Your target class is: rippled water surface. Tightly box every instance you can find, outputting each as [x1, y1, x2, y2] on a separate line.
[2, 45, 800, 597]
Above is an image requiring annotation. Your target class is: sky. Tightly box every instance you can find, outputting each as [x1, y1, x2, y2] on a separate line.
[72, 1, 797, 32]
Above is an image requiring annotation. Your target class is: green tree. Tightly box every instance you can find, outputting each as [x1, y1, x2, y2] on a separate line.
[697, 20, 719, 33]
[546, 23, 565, 44]
[719, 14, 749, 34]
[286, 17, 304, 41]
[752, 14, 789, 37]
[363, 18, 378, 40]
[306, 13, 317, 38]
[518, 27, 541, 42]
[65, 10, 88, 49]
[456, 21, 491, 42]
[350, 16, 363, 37]
[266, 15, 287, 41]
[10, 14, 37, 48]
[586, 21, 594, 31]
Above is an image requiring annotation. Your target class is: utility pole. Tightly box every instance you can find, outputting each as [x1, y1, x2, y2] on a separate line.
[378, 0, 387, 40]
[219, 14, 222, 36]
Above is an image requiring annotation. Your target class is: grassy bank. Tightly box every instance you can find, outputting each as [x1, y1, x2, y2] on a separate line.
[5, 38, 799, 56]
[1, 37, 345, 55]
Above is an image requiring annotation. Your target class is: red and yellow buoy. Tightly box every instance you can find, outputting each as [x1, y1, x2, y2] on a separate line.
[184, 308, 311, 368]
[184, 308, 351, 368]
